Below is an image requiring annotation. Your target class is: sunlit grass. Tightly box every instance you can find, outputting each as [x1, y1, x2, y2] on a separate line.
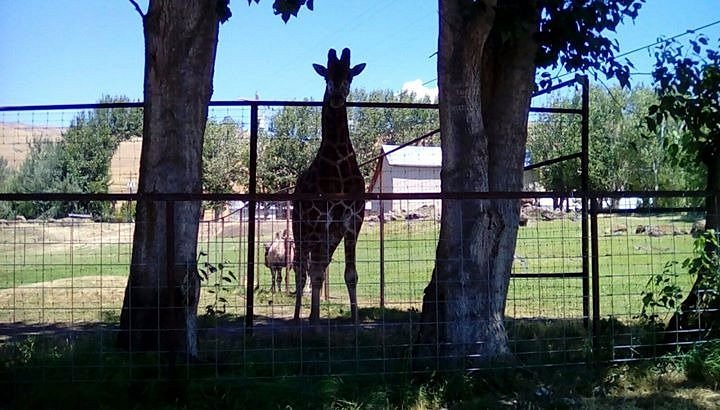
[0, 214, 700, 324]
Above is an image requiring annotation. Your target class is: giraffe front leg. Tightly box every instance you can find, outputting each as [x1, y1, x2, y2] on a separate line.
[344, 267, 358, 323]
[344, 233, 360, 324]
[308, 261, 326, 324]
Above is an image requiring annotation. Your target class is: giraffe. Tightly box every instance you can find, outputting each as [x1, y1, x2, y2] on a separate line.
[292, 48, 366, 324]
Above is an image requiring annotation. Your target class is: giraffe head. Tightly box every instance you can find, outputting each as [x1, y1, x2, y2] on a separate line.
[313, 48, 366, 109]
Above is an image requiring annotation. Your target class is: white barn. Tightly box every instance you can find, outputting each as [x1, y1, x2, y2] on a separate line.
[368, 144, 537, 215]
[368, 145, 442, 214]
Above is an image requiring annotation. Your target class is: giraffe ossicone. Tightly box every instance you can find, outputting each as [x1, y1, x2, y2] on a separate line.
[292, 48, 366, 324]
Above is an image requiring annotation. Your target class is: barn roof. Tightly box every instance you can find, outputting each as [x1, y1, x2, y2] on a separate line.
[382, 144, 441, 167]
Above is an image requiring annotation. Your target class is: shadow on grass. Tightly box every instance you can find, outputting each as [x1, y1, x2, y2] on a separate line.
[1, 311, 716, 409]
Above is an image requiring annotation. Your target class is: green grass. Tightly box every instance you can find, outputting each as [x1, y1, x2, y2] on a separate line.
[0, 214, 699, 325]
[0, 214, 714, 409]
[2, 316, 720, 409]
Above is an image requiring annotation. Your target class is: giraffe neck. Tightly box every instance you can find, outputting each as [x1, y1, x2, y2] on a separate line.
[318, 101, 355, 161]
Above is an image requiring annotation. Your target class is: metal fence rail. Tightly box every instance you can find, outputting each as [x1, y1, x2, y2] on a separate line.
[1, 89, 717, 383]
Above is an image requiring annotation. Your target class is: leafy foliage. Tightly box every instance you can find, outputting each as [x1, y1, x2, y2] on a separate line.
[638, 260, 683, 324]
[4, 140, 82, 219]
[639, 231, 720, 325]
[247, 0, 313, 23]
[257, 89, 438, 193]
[258, 102, 321, 192]
[535, 0, 645, 88]
[2, 96, 142, 219]
[528, 85, 697, 206]
[683, 339, 720, 385]
[646, 34, 720, 192]
[349, 88, 439, 182]
[202, 117, 248, 214]
[59, 96, 142, 216]
[198, 251, 237, 317]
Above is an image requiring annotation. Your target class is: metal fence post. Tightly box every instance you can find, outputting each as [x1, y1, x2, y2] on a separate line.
[379, 163, 386, 310]
[578, 74, 591, 330]
[245, 103, 259, 333]
[590, 197, 601, 354]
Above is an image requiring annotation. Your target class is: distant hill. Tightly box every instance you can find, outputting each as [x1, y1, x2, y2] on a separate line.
[0, 122, 141, 193]
[109, 137, 141, 193]
[0, 122, 64, 168]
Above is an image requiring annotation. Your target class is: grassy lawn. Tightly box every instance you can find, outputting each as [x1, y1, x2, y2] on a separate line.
[0, 214, 717, 409]
[0, 213, 700, 325]
[2, 316, 719, 409]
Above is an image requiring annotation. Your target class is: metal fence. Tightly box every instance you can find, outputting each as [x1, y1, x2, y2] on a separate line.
[1, 82, 717, 384]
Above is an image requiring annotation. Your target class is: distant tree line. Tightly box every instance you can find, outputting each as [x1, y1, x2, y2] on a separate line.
[258, 88, 439, 193]
[527, 84, 703, 209]
[1, 84, 710, 219]
[0, 96, 142, 219]
[0, 89, 437, 219]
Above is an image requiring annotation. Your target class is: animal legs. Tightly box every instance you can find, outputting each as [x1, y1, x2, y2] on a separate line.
[293, 245, 308, 321]
[344, 233, 360, 323]
[308, 248, 330, 324]
[284, 266, 290, 293]
[271, 267, 282, 293]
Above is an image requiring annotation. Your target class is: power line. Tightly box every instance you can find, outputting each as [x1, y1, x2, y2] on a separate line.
[615, 18, 720, 60]
[425, 18, 720, 87]
[552, 18, 720, 82]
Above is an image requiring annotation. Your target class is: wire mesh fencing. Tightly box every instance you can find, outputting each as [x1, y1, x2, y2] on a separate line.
[0, 97, 717, 386]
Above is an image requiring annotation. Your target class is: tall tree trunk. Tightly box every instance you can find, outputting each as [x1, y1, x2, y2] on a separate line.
[118, 0, 223, 357]
[665, 158, 720, 342]
[415, 0, 538, 369]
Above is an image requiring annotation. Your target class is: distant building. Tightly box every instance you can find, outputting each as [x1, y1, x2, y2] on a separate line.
[368, 145, 442, 214]
[368, 144, 537, 215]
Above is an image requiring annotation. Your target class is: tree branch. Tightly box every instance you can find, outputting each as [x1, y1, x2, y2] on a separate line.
[129, 0, 145, 18]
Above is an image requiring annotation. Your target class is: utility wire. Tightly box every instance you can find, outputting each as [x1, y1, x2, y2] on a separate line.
[615, 18, 720, 60]
[552, 18, 720, 82]
[422, 18, 720, 87]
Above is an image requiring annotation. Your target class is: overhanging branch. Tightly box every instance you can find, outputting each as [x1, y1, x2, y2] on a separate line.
[129, 0, 145, 18]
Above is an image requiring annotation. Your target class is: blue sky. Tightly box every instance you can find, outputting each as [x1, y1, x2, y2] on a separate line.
[1, 1, 719, 106]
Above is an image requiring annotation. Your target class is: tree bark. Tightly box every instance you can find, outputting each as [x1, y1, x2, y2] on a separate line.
[415, 0, 538, 369]
[118, 0, 222, 357]
[665, 157, 720, 342]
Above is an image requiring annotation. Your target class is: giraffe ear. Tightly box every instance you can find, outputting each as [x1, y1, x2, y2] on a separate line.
[350, 63, 366, 77]
[313, 64, 327, 77]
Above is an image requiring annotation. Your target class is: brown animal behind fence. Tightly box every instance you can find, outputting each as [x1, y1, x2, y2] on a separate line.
[264, 229, 295, 293]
